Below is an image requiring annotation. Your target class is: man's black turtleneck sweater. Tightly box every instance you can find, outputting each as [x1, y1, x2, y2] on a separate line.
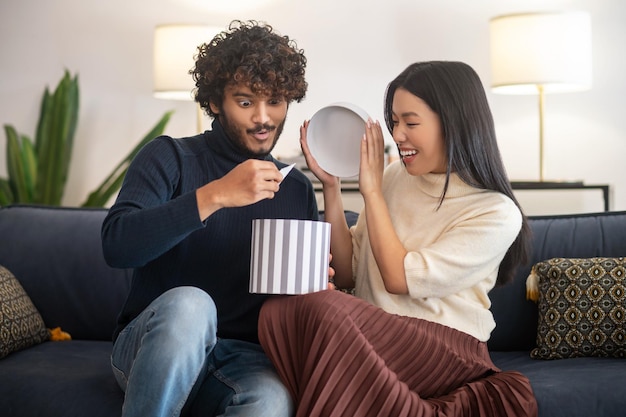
[102, 120, 318, 343]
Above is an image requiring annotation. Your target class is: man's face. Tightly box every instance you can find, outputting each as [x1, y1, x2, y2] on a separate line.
[210, 84, 288, 157]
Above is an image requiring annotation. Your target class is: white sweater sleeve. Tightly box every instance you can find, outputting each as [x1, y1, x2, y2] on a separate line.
[404, 196, 521, 300]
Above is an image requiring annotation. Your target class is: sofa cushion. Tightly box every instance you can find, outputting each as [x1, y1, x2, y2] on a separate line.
[0, 265, 49, 359]
[488, 211, 626, 352]
[0, 340, 123, 417]
[0, 205, 132, 341]
[528, 257, 626, 359]
[492, 350, 626, 417]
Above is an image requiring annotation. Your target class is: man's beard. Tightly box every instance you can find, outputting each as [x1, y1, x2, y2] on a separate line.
[219, 111, 286, 158]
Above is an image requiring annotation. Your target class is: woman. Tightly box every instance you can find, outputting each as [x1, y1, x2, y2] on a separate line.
[259, 61, 538, 416]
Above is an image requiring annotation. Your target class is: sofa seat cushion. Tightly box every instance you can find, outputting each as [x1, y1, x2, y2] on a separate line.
[491, 350, 626, 417]
[0, 340, 123, 417]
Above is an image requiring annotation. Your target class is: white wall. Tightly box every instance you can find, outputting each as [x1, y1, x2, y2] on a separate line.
[1, 0, 624, 213]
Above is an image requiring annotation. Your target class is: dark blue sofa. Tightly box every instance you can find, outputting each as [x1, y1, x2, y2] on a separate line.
[487, 210, 626, 416]
[0, 204, 625, 416]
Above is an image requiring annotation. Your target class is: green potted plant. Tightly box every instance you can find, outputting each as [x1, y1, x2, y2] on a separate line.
[0, 70, 173, 207]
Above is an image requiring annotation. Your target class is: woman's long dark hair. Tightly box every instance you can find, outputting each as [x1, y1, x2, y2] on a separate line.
[383, 61, 531, 286]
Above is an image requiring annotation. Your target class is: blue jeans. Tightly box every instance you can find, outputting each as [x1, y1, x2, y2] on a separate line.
[111, 286, 293, 417]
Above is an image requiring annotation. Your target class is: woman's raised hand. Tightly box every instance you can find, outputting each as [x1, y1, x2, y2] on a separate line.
[300, 120, 340, 188]
[359, 119, 385, 197]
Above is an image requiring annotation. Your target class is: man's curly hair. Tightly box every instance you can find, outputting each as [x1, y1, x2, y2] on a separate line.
[191, 20, 308, 119]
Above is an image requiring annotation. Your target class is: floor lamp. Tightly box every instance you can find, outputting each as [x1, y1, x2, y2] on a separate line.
[153, 24, 221, 133]
[489, 11, 592, 182]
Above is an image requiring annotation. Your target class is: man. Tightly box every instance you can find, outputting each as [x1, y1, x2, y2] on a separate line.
[102, 20, 316, 417]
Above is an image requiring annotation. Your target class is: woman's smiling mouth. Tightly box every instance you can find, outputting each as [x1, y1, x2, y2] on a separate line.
[400, 149, 418, 161]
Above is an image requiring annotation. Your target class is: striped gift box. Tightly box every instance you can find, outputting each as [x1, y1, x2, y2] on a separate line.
[250, 219, 331, 294]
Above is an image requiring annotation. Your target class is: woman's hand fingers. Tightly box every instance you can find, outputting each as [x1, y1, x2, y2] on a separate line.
[300, 120, 338, 185]
[359, 119, 385, 195]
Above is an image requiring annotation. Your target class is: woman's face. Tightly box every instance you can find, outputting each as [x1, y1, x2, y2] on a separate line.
[391, 88, 447, 176]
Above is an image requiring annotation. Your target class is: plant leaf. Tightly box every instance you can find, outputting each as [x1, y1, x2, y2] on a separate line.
[4, 125, 30, 202]
[34, 86, 53, 202]
[81, 110, 173, 207]
[35, 70, 79, 205]
[0, 178, 14, 206]
[20, 133, 37, 201]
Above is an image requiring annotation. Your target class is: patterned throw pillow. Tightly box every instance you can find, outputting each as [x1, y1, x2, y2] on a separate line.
[526, 257, 626, 360]
[0, 265, 49, 359]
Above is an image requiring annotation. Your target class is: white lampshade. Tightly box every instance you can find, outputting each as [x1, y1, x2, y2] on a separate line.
[153, 24, 221, 100]
[490, 11, 592, 95]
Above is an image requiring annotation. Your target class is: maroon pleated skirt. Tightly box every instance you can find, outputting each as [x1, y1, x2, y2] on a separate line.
[259, 290, 537, 417]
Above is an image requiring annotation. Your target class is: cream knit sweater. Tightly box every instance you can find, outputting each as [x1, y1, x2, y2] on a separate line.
[351, 162, 522, 342]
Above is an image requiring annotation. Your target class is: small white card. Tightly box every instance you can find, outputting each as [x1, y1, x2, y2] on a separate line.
[279, 163, 296, 179]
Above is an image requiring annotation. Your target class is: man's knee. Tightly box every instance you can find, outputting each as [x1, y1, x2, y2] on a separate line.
[246, 377, 293, 417]
[158, 286, 216, 319]
[148, 286, 218, 344]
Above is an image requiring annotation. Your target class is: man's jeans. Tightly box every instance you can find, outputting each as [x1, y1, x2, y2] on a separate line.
[111, 286, 293, 417]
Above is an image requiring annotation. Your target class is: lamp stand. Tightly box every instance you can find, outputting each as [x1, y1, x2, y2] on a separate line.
[537, 84, 545, 182]
[197, 103, 203, 133]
